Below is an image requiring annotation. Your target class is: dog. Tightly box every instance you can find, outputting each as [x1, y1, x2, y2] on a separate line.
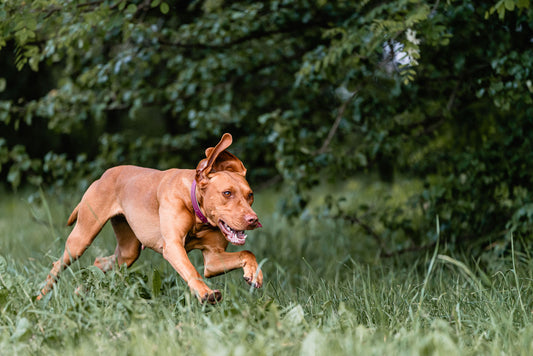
[37, 133, 263, 304]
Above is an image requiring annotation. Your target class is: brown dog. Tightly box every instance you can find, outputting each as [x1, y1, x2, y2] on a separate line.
[37, 133, 262, 303]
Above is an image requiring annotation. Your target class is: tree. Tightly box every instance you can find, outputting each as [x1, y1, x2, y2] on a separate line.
[0, 0, 532, 254]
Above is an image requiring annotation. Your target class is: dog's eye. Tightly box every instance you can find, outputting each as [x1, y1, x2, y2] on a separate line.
[248, 193, 254, 200]
[223, 191, 232, 197]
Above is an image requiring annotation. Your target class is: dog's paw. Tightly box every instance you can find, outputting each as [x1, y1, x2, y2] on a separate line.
[243, 269, 263, 288]
[93, 255, 116, 272]
[201, 289, 222, 304]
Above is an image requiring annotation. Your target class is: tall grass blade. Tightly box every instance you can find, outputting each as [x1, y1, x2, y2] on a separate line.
[437, 255, 484, 295]
[510, 233, 527, 317]
[417, 215, 440, 314]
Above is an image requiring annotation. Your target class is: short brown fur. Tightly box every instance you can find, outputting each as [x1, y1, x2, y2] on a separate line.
[37, 133, 262, 304]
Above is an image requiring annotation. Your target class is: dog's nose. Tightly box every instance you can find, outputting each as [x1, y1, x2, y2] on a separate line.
[245, 213, 258, 226]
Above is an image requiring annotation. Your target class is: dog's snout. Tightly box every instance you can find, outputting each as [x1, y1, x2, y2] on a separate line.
[245, 213, 258, 226]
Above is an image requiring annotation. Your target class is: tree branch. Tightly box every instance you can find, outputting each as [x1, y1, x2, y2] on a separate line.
[338, 213, 439, 258]
[159, 21, 326, 50]
[316, 89, 358, 155]
[44, 1, 107, 19]
[431, 0, 441, 16]
[380, 242, 437, 258]
[339, 213, 386, 251]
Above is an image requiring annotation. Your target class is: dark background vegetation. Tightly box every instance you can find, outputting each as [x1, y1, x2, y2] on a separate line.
[1, 0, 532, 256]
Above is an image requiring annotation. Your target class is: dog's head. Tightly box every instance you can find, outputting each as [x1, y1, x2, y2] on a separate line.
[195, 133, 261, 245]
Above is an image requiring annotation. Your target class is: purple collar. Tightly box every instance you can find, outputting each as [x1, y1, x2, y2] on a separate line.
[191, 180, 210, 224]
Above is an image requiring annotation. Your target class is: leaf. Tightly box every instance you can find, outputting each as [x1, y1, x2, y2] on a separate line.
[0, 255, 7, 276]
[14, 28, 36, 45]
[151, 269, 162, 297]
[283, 304, 306, 326]
[29, 56, 39, 72]
[0, 255, 12, 289]
[86, 265, 106, 280]
[11, 317, 32, 341]
[496, 2, 507, 19]
[0, 78, 5, 92]
[7, 167, 21, 188]
[151, 0, 161, 7]
[126, 4, 137, 14]
[160, 2, 169, 14]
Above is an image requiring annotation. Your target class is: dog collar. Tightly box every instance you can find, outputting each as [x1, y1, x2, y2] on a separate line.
[191, 179, 210, 224]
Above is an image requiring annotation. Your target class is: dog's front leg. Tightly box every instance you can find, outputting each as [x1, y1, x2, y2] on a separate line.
[203, 249, 263, 288]
[162, 242, 222, 303]
[159, 209, 222, 304]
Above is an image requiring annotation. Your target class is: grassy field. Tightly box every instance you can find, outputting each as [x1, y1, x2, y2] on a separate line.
[0, 182, 532, 355]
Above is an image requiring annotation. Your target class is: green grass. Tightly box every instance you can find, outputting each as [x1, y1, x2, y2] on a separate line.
[0, 183, 532, 355]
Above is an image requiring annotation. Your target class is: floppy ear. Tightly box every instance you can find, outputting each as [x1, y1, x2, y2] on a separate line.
[196, 133, 246, 181]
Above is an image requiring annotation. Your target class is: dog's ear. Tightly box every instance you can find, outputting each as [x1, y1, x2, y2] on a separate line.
[196, 133, 246, 181]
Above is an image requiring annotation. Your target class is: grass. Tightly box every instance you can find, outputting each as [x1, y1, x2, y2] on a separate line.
[0, 182, 532, 355]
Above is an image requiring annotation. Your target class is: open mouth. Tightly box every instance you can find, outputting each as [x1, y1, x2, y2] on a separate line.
[218, 220, 247, 245]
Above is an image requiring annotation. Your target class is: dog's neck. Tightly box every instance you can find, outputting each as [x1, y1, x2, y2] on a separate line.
[191, 179, 210, 224]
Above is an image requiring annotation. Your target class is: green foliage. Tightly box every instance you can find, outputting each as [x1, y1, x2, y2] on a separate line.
[0, 1, 532, 254]
[487, 0, 530, 19]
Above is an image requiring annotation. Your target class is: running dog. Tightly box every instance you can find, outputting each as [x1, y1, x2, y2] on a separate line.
[37, 133, 262, 304]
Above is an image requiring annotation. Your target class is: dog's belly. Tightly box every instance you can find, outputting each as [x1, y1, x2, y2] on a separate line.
[124, 212, 164, 253]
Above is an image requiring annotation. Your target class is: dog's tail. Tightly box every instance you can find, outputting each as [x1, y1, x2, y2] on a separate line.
[67, 203, 80, 226]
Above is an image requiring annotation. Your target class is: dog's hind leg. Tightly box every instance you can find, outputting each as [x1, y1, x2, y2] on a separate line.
[94, 215, 141, 272]
[37, 187, 113, 300]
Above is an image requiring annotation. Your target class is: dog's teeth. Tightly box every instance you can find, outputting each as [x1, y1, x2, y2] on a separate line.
[224, 222, 233, 232]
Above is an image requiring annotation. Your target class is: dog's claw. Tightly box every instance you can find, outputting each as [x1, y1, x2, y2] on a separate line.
[202, 289, 222, 304]
[244, 275, 262, 288]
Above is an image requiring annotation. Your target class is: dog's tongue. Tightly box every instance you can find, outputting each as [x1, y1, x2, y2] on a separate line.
[257, 221, 262, 228]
